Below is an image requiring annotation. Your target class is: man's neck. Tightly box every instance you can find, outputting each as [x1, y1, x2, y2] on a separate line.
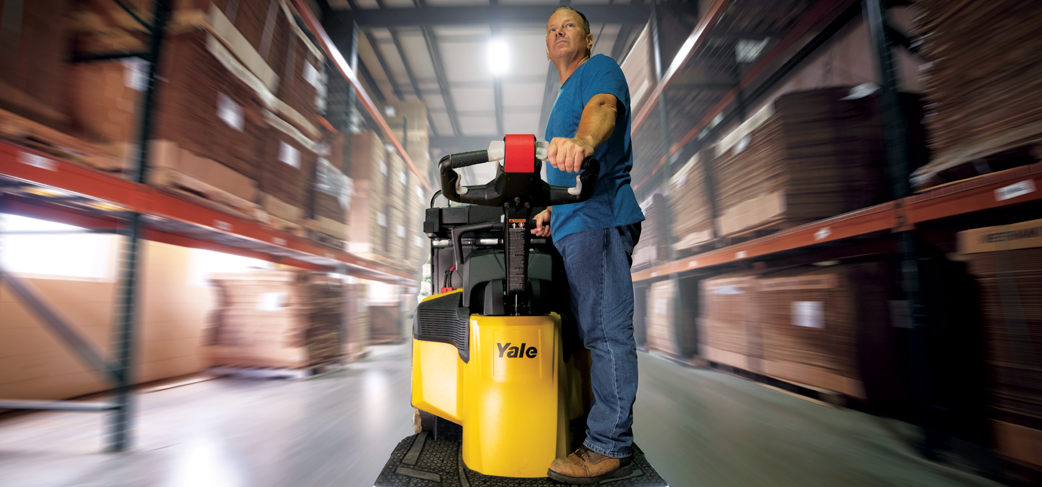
[554, 54, 591, 85]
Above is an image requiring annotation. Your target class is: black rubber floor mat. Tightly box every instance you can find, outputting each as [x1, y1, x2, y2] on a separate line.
[375, 421, 669, 486]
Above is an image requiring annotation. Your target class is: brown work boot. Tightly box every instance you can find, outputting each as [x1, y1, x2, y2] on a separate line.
[547, 446, 633, 484]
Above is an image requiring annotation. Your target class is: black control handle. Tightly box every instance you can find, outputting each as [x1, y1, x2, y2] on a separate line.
[547, 157, 599, 205]
[438, 151, 600, 208]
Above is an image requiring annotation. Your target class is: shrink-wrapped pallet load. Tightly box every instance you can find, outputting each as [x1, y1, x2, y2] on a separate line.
[668, 150, 715, 253]
[711, 88, 892, 238]
[911, 0, 1042, 190]
[958, 219, 1042, 469]
[204, 270, 348, 369]
[307, 130, 353, 242]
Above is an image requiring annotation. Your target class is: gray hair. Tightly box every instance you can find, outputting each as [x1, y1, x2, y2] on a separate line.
[553, 6, 590, 35]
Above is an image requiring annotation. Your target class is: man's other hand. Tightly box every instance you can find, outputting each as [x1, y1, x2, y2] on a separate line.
[531, 208, 552, 237]
[546, 137, 594, 173]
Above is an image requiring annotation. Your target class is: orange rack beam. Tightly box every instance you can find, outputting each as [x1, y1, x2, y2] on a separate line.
[0, 142, 415, 283]
[632, 161, 1042, 282]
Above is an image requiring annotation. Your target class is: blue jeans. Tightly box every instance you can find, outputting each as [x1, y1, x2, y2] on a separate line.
[554, 224, 640, 458]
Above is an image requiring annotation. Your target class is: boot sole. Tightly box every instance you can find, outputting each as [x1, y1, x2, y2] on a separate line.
[547, 464, 634, 485]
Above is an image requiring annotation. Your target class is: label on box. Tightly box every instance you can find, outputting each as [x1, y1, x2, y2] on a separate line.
[397, 225, 405, 238]
[217, 93, 244, 131]
[416, 186, 425, 201]
[380, 161, 388, 175]
[377, 212, 387, 226]
[398, 170, 407, 186]
[995, 180, 1036, 202]
[123, 58, 148, 91]
[655, 298, 668, 316]
[958, 218, 1042, 253]
[303, 62, 320, 87]
[415, 235, 424, 247]
[258, 293, 287, 311]
[734, 134, 752, 154]
[279, 142, 300, 168]
[792, 301, 824, 329]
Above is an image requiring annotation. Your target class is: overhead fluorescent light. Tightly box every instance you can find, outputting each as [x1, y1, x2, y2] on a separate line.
[735, 38, 769, 63]
[488, 38, 509, 76]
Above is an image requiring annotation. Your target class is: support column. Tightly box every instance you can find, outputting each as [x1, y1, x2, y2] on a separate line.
[107, 0, 171, 453]
[649, 1, 689, 357]
[863, 0, 939, 458]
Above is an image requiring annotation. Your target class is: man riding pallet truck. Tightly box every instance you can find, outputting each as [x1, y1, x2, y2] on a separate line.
[376, 7, 664, 486]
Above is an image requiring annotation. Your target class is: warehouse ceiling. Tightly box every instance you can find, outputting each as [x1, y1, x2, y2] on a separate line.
[312, 0, 698, 176]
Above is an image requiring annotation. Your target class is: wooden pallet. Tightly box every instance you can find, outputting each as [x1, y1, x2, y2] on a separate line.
[151, 168, 261, 221]
[0, 108, 116, 170]
[208, 361, 345, 380]
[707, 360, 848, 408]
[718, 218, 797, 247]
[306, 228, 346, 250]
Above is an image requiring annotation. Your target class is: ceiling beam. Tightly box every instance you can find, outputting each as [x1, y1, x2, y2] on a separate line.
[344, 5, 655, 27]
[389, 29, 424, 100]
[357, 62, 386, 105]
[420, 25, 462, 136]
[363, 31, 404, 101]
[710, 30, 786, 40]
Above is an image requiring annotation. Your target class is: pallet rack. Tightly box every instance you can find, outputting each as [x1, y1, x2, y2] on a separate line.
[628, 0, 1041, 474]
[0, 0, 421, 452]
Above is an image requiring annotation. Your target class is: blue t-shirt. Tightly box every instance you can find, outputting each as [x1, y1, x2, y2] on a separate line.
[545, 54, 644, 242]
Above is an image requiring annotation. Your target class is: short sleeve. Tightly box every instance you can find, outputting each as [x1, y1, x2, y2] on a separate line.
[580, 55, 629, 118]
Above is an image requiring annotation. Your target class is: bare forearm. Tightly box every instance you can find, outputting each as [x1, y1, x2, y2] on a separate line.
[574, 99, 617, 149]
[546, 94, 619, 173]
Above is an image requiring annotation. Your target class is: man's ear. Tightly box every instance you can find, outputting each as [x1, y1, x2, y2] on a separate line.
[586, 33, 594, 51]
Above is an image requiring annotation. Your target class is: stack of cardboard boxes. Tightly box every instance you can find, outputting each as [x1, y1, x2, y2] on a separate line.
[710, 88, 890, 239]
[958, 219, 1042, 470]
[385, 100, 431, 268]
[912, 0, 1042, 190]
[699, 264, 904, 405]
[347, 129, 391, 261]
[667, 150, 715, 253]
[205, 270, 348, 369]
[67, 0, 333, 233]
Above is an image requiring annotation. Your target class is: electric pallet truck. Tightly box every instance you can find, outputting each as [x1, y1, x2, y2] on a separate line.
[375, 135, 667, 486]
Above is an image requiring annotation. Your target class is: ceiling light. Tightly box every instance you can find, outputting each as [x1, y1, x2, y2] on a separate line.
[488, 38, 509, 76]
[735, 38, 769, 63]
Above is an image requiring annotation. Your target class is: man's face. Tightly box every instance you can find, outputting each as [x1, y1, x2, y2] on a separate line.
[546, 9, 593, 62]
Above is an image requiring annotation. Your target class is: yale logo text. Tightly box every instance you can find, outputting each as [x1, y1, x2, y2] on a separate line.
[496, 342, 538, 358]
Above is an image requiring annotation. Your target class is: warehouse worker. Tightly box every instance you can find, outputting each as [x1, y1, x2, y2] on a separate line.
[530, 6, 645, 484]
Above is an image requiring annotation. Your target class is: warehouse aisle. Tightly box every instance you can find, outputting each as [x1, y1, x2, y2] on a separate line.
[0, 345, 1000, 487]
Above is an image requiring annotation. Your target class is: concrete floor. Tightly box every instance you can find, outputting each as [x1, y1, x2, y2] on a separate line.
[0, 345, 1001, 487]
